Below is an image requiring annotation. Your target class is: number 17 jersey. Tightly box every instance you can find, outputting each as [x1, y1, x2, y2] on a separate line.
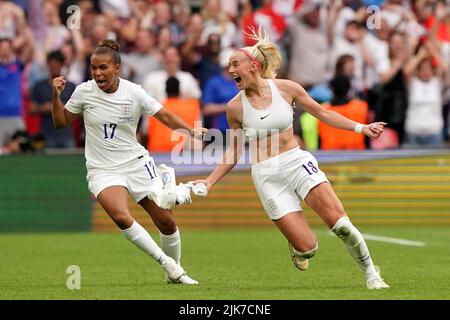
[65, 78, 163, 170]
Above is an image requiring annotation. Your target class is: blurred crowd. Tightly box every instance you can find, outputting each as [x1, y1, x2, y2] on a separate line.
[1, 0, 450, 155]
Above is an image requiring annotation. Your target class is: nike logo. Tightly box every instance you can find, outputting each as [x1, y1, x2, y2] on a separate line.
[260, 114, 270, 120]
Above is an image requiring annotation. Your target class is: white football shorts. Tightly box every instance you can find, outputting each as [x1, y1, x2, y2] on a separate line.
[251, 147, 328, 220]
[86, 153, 162, 203]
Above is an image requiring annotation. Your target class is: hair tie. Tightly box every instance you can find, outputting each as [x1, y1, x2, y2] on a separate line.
[237, 48, 261, 70]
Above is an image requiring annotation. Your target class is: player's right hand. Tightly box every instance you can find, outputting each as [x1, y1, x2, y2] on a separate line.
[52, 76, 66, 95]
[192, 179, 213, 193]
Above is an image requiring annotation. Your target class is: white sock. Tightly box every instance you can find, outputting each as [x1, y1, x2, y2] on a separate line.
[122, 220, 165, 262]
[332, 217, 379, 280]
[159, 228, 181, 264]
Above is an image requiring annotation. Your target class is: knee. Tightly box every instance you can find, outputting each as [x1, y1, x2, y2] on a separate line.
[157, 215, 177, 235]
[114, 214, 134, 230]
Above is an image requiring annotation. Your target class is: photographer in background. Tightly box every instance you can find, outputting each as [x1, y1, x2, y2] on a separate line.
[0, 130, 45, 155]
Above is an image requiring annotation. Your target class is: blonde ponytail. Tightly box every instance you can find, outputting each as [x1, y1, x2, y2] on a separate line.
[240, 26, 282, 79]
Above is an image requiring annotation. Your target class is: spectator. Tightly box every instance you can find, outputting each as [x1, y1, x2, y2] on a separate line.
[182, 32, 223, 89]
[143, 46, 201, 103]
[170, 0, 192, 35]
[42, 0, 70, 53]
[328, 20, 372, 95]
[334, 54, 358, 97]
[142, 46, 201, 141]
[0, 36, 33, 146]
[423, 0, 450, 43]
[121, 28, 163, 86]
[403, 41, 447, 147]
[152, 1, 184, 46]
[201, 0, 238, 49]
[29, 50, 76, 148]
[0, 0, 27, 41]
[286, 0, 331, 89]
[319, 74, 369, 150]
[331, 0, 367, 40]
[148, 76, 202, 152]
[61, 29, 88, 85]
[180, 13, 205, 75]
[0, 130, 45, 155]
[364, 17, 391, 112]
[128, 0, 156, 30]
[100, 0, 140, 45]
[201, 48, 240, 136]
[374, 31, 410, 143]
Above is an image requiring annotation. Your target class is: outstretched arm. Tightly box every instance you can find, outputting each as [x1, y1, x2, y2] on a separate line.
[153, 107, 207, 140]
[193, 99, 245, 192]
[287, 80, 386, 138]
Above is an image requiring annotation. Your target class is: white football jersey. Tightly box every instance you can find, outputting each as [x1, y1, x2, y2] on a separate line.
[65, 78, 162, 170]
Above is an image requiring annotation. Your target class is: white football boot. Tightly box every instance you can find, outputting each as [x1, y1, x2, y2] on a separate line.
[159, 255, 185, 282]
[166, 273, 199, 285]
[366, 277, 390, 289]
[288, 242, 309, 271]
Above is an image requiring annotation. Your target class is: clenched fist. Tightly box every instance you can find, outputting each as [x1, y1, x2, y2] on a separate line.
[52, 76, 66, 95]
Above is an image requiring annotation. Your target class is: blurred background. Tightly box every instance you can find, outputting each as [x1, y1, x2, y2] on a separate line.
[1, 0, 450, 232]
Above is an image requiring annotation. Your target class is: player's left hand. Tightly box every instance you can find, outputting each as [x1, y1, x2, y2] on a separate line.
[363, 122, 387, 139]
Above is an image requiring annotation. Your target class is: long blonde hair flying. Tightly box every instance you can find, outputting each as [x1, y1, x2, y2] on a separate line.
[239, 26, 282, 79]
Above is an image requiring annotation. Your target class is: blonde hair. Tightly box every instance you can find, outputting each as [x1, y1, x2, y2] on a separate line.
[240, 26, 282, 79]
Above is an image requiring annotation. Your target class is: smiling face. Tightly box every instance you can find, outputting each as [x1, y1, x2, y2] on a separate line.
[228, 50, 258, 90]
[90, 53, 120, 92]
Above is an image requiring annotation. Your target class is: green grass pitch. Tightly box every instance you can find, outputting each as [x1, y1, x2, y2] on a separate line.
[1, 226, 449, 300]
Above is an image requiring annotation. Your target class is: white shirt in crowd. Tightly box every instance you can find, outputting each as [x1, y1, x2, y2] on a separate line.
[287, 19, 329, 86]
[405, 77, 443, 136]
[65, 78, 163, 170]
[329, 37, 365, 91]
[364, 32, 390, 89]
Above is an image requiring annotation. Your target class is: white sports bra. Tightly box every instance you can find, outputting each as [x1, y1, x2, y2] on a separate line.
[241, 79, 293, 141]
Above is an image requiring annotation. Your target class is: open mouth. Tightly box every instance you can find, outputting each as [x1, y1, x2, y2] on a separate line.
[232, 76, 242, 85]
[96, 79, 107, 86]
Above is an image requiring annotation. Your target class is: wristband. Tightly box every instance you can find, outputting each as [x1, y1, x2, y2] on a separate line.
[354, 123, 364, 134]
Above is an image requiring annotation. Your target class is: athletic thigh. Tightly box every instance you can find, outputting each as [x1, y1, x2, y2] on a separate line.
[273, 212, 317, 252]
[304, 182, 347, 228]
[138, 197, 177, 235]
[97, 186, 134, 229]
[251, 164, 301, 220]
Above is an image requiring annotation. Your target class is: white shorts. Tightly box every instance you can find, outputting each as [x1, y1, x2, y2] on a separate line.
[251, 147, 328, 220]
[86, 153, 162, 203]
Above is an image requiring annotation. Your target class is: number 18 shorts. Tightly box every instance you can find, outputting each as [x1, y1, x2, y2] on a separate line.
[251, 147, 328, 220]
